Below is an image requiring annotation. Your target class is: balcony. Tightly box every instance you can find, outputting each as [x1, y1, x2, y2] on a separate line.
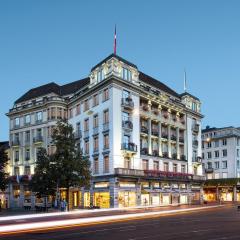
[162, 152, 169, 158]
[12, 139, 20, 147]
[33, 136, 43, 144]
[140, 147, 148, 155]
[205, 168, 214, 173]
[115, 168, 144, 177]
[193, 140, 199, 147]
[192, 175, 206, 181]
[152, 149, 159, 157]
[151, 129, 159, 137]
[192, 123, 200, 133]
[192, 156, 202, 164]
[161, 133, 168, 139]
[180, 155, 187, 161]
[141, 126, 148, 134]
[122, 120, 133, 131]
[179, 137, 184, 143]
[121, 143, 137, 153]
[121, 97, 134, 110]
[171, 135, 177, 141]
[74, 130, 82, 139]
[144, 170, 192, 180]
[172, 153, 177, 159]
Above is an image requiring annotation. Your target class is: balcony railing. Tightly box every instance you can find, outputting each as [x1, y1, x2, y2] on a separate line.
[192, 123, 200, 132]
[121, 97, 134, 110]
[180, 155, 187, 161]
[205, 168, 214, 173]
[172, 153, 177, 159]
[122, 120, 133, 130]
[33, 136, 43, 143]
[152, 149, 159, 157]
[144, 170, 192, 180]
[141, 126, 148, 134]
[171, 135, 177, 141]
[140, 147, 148, 155]
[121, 143, 137, 152]
[162, 152, 169, 158]
[192, 156, 202, 163]
[192, 175, 206, 181]
[161, 133, 168, 139]
[151, 129, 159, 136]
[115, 168, 144, 177]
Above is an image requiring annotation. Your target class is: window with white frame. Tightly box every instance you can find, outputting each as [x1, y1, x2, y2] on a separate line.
[222, 161, 227, 169]
[222, 138, 227, 146]
[122, 67, 132, 81]
[222, 149, 227, 157]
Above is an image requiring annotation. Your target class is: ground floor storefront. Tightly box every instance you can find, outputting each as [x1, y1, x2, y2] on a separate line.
[204, 185, 240, 202]
[7, 176, 203, 210]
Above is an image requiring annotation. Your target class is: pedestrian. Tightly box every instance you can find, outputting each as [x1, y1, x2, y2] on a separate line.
[60, 200, 64, 212]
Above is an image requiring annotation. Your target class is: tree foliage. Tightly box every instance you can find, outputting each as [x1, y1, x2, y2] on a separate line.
[30, 120, 91, 204]
[0, 144, 9, 191]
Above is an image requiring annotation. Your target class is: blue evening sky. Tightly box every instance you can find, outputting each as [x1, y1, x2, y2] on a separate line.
[0, 0, 240, 141]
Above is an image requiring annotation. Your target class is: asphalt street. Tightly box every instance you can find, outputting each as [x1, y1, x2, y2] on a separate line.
[1, 204, 240, 240]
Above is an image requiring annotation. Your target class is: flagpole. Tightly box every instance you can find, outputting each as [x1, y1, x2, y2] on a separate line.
[114, 24, 117, 54]
[184, 69, 187, 92]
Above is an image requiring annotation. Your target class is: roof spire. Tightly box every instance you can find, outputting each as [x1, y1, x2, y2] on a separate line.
[114, 24, 117, 55]
[184, 68, 187, 92]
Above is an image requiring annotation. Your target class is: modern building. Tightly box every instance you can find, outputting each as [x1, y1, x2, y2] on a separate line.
[0, 141, 10, 209]
[202, 126, 240, 202]
[7, 53, 205, 209]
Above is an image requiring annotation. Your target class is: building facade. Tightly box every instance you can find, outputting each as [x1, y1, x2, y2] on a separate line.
[202, 126, 240, 202]
[7, 54, 204, 209]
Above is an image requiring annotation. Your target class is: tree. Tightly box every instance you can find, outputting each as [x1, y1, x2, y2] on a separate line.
[51, 120, 91, 210]
[0, 144, 9, 192]
[29, 148, 56, 198]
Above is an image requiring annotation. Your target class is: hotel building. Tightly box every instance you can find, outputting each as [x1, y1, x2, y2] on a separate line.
[7, 54, 204, 209]
[202, 126, 240, 202]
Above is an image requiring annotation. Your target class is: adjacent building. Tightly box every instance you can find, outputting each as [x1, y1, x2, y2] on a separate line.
[7, 54, 205, 209]
[202, 126, 240, 202]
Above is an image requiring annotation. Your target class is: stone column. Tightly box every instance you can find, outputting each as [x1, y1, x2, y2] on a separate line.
[136, 182, 142, 206]
[158, 121, 162, 156]
[176, 127, 180, 159]
[233, 185, 237, 202]
[167, 124, 171, 158]
[148, 118, 152, 155]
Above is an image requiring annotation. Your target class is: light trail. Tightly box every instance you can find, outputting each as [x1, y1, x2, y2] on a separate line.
[0, 205, 222, 235]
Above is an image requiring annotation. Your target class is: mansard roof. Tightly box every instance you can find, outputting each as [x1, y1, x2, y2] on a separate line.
[15, 78, 90, 104]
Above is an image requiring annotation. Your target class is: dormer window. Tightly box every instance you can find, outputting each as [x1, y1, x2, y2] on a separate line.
[192, 102, 197, 111]
[97, 69, 104, 82]
[122, 67, 132, 81]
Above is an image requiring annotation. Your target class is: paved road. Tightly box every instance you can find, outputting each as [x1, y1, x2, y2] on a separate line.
[1, 204, 240, 240]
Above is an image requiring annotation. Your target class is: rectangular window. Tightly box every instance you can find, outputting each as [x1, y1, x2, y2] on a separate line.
[14, 117, 20, 127]
[76, 104, 80, 115]
[202, 153, 205, 159]
[103, 109, 109, 124]
[84, 140, 89, 154]
[122, 67, 132, 81]
[25, 131, 30, 143]
[142, 160, 149, 170]
[104, 156, 109, 173]
[36, 111, 43, 122]
[214, 161, 219, 169]
[222, 161, 227, 169]
[215, 140, 219, 148]
[181, 165, 186, 173]
[102, 88, 109, 102]
[24, 166, 31, 175]
[94, 158, 99, 174]
[84, 99, 89, 112]
[214, 151, 219, 158]
[69, 108, 73, 118]
[207, 142, 212, 148]
[93, 94, 99, 107]
[153, 161, 159, 170]
[14, 167, 20, 175]
[97, 69, 104, 82]
[15, 150, 19, 162]
[93, 114, 99, 128]
[237, 149, 240, 158]
[25, 149, 30, 161]
[222, 149, 227, 157]
[237, 160, 240, 169]
[93, 137, 99, 152]
[103, 134, 109, 149]
[84, 118, 89, 131]
[173, 164, 178, 173]
[164, 162, 169, 172]
[222, 138, 227, 146]
[207, 152, 212, 159]
[25, 115, 31, 125]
